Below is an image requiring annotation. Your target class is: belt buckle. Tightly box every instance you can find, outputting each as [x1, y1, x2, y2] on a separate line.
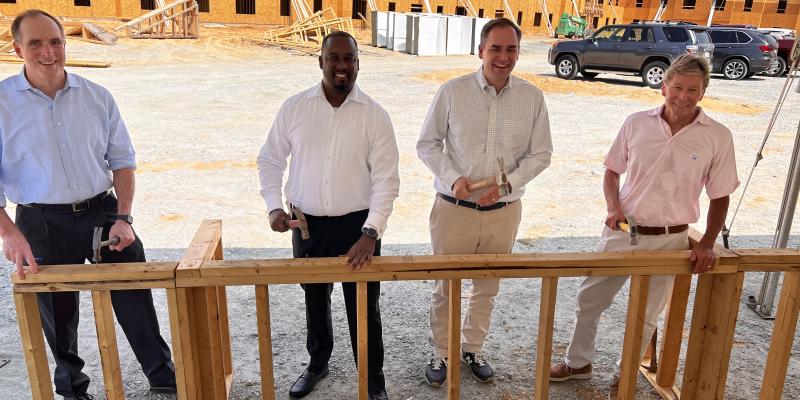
[664, 225, 670, 235]
[71, 200, 88, 212]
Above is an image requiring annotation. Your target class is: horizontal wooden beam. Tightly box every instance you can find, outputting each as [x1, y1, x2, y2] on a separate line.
[14, 279, 175, 293]
[11, 262, 176, 284]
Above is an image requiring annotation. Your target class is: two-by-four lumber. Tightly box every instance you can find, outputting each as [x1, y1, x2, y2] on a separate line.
[656, 273, 692, 387]
[759, 271, 800, 400]
[357, 282, 369, 400]
[617, 275, 650, 399]
[256, 285, 276, 400]
[13, 292, 54, 400]
[534, 277, 558, 400]
[447, 279, 461, 400]
[91, 290, 124, 400]
[177, 219, 222, 278]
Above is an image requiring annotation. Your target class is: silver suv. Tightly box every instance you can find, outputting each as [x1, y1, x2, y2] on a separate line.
[548, 22, 714, 88]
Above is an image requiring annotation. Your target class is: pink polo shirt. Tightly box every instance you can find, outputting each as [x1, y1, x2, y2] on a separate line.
[604, 106, 739, 227]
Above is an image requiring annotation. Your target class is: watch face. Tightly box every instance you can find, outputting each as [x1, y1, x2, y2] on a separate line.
[362, 227, 378, 238]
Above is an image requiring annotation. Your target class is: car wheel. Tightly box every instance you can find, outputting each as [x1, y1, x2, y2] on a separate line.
[555, 55, 579, 80]
[763, 57, 787, 77]
[641, 61, 668, 89]
[722, 59, 748, 80]
[580, 71, 599, 78]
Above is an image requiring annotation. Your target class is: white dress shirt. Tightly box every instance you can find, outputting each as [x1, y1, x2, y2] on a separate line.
[417, 67, 553, 203]
[257, 83, 400, 237]
[0, 69, 136, 207]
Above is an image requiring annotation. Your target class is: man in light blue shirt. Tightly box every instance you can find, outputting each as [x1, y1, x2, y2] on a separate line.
[0, 10, 175, 400]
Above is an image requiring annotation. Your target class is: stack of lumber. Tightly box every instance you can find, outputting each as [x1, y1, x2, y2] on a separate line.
[64, 22, 118, 45]
[261, 7, 354, 54]
[115, 0, 198, 39]
[0, 28, 12, 53]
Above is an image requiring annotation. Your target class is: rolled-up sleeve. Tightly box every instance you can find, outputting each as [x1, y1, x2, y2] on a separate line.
[257, 101, 291, 213]
[417, 85, 461, 191]
[105, 94, 136, 171]
[365, 107, 400, 237]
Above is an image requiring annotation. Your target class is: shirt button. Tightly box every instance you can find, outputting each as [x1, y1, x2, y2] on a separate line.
[57, 122, 62, 126]
[71, 185, 76, 189]
[61, 143, 66, 147]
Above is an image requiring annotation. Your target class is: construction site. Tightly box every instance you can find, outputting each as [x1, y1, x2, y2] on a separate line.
[1, 0, 800, 400]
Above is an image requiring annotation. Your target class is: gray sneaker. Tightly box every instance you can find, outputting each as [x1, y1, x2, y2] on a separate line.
[424, 357, 447, 387]
[461, 350, 494, 383]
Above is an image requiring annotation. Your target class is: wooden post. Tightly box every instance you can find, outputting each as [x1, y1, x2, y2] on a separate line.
[357, 281, 369, 400]
[656, 274, 692, 387]
[13, 292, 54, 400]
[681, 272, 744, 399]
[255, 285, 276, 400]
[534, 277, 558, 400]
[447, 279, 461, 400]
[91, 290, 124, 400]
[618, 275, 650, 400]
[759, 271, 800, 400]
[166, 288, 190, 399]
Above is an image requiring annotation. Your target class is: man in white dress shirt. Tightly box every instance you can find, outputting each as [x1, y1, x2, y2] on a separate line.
[257, 31, 399, 400]
[417, 18, 553, 386]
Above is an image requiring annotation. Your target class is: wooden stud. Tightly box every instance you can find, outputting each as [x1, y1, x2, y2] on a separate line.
[759, 271, 800, 400]
[447, 279, 461, 400]
[356, 282, 369, 400]
[534, 277, 558, 400]
[255, 285, 276, 400]
[681, 273, 713, 396]
[203, 287, 228, 399]
[618, 275, 650, 400]
[177, 288, 201, 399]
[91, 290, 124, 400]
[166, 288, 189, 399]
[714, 272, 745, 396]
[656, 273, 692, 387]
[13, 292, 54, 400]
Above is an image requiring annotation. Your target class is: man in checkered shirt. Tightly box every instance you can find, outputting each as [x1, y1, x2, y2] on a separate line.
[416, 18, 553, 387]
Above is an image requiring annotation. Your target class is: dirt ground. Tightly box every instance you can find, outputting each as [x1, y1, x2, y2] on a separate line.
[0, 21, 799, 400]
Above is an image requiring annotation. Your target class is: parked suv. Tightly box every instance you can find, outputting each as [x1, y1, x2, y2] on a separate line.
[548, 22, 713, 88]
[706, 27, 778, 79]
[764, 36, 797, 76]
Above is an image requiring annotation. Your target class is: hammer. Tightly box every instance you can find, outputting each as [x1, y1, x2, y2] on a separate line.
[92, 226, 120, 263]
[467, 157, 512, 196]
[615, 216, 638, 246]
[287, 202, 310, 240]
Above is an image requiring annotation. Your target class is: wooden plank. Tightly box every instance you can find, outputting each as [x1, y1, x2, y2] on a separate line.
[203, 287, 228, 399]
[681, 272, 712, 396]
[13, 292, 54, 400]
[217, 285, 233, 396]
[255, 286, 276, 400]
[656, 274, 692, 387]
[11, 262, 176, 284]
[166, 288, 189, 399]
[91, 290, 124, 400]
[177, 219, 222, 278]
[356, 281, 368, 400]
[695, 273, 741, 399]
[714, 272, 744, 396]
[639, 366, 680, 400]
[618, 275, 650, 400]
[13, 279, 175, 292]
[447, 279, 461, 400]
[176, 288, 201, 399]
[759, 271, 800, 400]
[534, 277, 558, 400]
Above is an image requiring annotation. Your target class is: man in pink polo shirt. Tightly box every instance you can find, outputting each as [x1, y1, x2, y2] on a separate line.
[549, 54, 740, 398]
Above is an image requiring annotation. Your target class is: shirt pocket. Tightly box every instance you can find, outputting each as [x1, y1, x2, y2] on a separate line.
[501, 119, 531, 154]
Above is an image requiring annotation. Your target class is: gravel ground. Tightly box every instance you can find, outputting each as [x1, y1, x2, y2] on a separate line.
[0, 27, 799, 400]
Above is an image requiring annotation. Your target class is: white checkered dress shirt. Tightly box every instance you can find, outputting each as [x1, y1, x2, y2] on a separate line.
[417, 67, 553, 203]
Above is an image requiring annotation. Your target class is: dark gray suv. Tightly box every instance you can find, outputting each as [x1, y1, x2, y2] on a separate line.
[706, 27, 778, 80]
[548, 22, 714, 88]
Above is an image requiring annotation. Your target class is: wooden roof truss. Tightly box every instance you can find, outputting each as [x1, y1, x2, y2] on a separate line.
[260, 7, 354, 54]
[115, 0, 199, 39]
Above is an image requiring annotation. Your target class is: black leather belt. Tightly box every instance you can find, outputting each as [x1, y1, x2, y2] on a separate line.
[438, 193, 514, 212]
[21, 191, 111, 213]
[637, 224, 689, 235]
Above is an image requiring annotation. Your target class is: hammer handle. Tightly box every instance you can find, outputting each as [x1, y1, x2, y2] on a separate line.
[100, 237, 120, 247]
[467, 177, 496, 192]
[616, 221, 630, 233]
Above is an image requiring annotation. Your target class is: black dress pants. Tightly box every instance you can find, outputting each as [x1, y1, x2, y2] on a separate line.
[16, 194, 175, 398]
[292, 209, 386, 394]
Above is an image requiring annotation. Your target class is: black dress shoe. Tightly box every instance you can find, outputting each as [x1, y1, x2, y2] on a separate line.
[289, 366, 329, 398]
[369, 389, 389, 400]
[150, 384, 177, 394]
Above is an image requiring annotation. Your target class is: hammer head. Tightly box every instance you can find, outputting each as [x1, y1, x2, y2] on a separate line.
[615, 216, 638, 245]
[92, 227, 103, 263]
[287, 203, 311, 240]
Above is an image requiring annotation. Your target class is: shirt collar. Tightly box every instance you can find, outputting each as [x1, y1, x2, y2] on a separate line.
[309, 81, 366, 106]
[14, 67, 81, 92]
[651, 105, 712, 126]
[474, 66, 513, 92]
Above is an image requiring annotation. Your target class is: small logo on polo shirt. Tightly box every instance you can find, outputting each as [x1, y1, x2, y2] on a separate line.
[691, 154, 698, 160]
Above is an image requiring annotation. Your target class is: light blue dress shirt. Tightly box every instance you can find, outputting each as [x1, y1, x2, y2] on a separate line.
[0, 69, 136, 207]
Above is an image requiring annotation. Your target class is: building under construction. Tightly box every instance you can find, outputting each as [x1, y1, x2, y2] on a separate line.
[0, 0, 798, 34]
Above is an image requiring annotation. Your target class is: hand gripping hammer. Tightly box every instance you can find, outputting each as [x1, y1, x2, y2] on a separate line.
[92, 226, 120, 263]
[615, 216, 638, 245]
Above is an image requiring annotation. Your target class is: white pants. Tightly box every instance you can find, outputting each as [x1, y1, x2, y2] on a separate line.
[428, 196, 522, 357]
[564, 226, 690, 374]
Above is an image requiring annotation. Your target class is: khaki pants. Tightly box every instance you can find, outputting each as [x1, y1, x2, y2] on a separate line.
[428, 195, 522, 357]
[564, 226, 690, 375]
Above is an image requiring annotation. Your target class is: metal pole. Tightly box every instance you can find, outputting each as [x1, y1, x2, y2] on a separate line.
[706, 0, 717, 26]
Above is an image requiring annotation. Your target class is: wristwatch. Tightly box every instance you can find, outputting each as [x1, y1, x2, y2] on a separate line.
[361, 226, 378, 239]
[114, 214, 134, 225]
